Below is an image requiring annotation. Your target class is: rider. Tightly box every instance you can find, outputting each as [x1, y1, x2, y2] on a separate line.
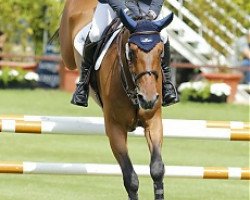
[71, 0, 179, 107]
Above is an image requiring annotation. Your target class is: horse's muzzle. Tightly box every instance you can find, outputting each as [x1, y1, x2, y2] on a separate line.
[137, 93, 159, 110]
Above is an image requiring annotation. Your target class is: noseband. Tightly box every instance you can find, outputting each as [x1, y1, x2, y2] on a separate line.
[133, 70, 159, 86]
[117, 28, 162, 107]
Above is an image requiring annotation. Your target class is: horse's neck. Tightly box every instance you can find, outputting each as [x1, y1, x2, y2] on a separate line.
[98, 29, 140, 129]
[112, 29, 140, 109]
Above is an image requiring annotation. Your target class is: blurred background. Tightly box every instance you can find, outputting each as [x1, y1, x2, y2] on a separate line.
[0, 1, 249, 200]
[0, 0, 249, 104]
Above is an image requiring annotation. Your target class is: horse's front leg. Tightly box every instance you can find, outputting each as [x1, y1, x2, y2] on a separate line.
[106, 121, 139, 200]
[145, 114, 165, 200]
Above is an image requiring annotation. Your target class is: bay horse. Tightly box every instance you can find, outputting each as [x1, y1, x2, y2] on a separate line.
[59, 1, 173, 199]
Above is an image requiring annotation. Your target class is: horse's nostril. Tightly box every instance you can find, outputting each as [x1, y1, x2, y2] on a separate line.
[151, 94, 159, 106]
[137, 93, 147, 108]
[137, 93, 159, 110]
[137, 94, 144, 101]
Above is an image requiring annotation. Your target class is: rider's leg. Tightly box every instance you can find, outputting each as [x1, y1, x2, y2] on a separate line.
[71, 3, 117, 107]
[89, 3, 117, 42]
[161, 39, 179, 106]
[153, 7, 179, 107]
[71, 35, 98, 107]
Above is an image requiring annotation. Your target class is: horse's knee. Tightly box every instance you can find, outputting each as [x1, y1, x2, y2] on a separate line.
[113, 152, 139, 199]
[123, 170, 139, 200]
[150, 151, 165, 183]
[150, 160, 165, 183]
[150, 157, 165, 199]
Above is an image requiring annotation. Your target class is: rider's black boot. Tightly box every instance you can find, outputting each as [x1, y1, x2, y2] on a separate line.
[162, 40, 179, 106]
[71, 35, 98, 107]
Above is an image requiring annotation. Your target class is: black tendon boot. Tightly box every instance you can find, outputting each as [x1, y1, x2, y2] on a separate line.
[71, 35, 98, 107]
[162, 40, 179, 106]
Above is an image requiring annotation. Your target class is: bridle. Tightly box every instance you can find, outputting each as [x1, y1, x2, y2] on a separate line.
[134, 70, 159, 82]
[117, 28, 162, 107]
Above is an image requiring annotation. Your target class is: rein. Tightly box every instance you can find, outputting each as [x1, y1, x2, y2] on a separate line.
[117, 28, 139, 107]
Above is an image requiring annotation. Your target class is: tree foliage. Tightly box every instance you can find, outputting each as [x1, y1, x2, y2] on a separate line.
[0, 0, 64, 54]
[0, 0, 249, 56]
[166, 0, 250, 57]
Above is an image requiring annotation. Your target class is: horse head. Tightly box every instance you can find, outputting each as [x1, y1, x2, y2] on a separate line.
[120, 10, 173, 110]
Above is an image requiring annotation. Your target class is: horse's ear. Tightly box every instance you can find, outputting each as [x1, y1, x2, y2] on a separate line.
[119, 9, 137, 32]
[153, 12, 174, 31]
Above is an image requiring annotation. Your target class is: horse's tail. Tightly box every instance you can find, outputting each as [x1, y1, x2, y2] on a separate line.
[48, 28, 60, 45]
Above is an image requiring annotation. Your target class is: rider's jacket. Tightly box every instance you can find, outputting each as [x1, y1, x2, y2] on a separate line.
[98, 0, 164, 17]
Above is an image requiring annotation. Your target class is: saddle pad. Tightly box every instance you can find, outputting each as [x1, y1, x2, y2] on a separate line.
[73, 23, 122, 71]
[94, 23, 122, 70]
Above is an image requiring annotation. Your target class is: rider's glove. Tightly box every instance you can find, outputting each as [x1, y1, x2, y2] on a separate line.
[124, 8, 133, 17]
[123, 7, 140, 19]
[146, 10, 157, 20]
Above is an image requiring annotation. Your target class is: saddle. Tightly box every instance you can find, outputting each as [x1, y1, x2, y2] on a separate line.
[90, 18, 122, 106]
[93, 17, 121, 64]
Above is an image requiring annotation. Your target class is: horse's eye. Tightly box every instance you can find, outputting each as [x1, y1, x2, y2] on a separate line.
[129, 50, 135, 60]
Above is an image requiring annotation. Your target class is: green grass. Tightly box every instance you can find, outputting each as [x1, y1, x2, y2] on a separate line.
[0, 89, 249, 200]
[0, 89, 249, 121]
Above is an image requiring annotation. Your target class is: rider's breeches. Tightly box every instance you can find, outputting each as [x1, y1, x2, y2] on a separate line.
[89, 3, 117, 42]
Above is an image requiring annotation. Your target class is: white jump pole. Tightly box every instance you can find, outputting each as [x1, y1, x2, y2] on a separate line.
[0, 116, 249, 141]
[1, 116, 249, 141]
[0, 161, 249, 180]
[1, 115, 249, 129]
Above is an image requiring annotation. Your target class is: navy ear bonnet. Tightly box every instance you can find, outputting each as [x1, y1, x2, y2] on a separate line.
[128, 20, 162, 52]
[132, 20, 161, 32]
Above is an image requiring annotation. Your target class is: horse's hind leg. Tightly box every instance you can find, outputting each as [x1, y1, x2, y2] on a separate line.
[106, 122, 139, 200]
[145, 115, 165, 200]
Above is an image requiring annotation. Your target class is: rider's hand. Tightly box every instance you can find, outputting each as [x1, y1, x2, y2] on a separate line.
[123, 8, 140, 20]
[124, 8, 133, 17]
[146, 10, 157, 20]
